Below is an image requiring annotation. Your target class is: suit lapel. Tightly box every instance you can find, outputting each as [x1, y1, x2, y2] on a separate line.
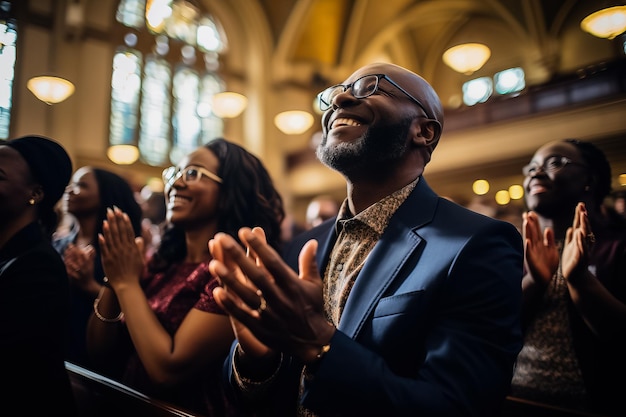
[336, 178, 439, 338]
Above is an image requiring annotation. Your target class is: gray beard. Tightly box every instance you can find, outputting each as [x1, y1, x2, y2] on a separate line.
[316, 118, 412, 176]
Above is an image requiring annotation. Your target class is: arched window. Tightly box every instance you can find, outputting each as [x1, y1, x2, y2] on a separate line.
[0, 0, 17, 140]
[110, 0, 227, 166]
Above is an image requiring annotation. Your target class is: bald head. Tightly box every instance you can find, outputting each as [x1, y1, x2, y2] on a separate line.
[351, 63, 444, 129]
[317, 62, 445, 181]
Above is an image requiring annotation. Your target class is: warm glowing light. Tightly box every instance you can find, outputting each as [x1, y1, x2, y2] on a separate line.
[146, 177, 164, 193]
[619, 173, 626, 186]
[442, 43, 491, 75]
[107, 145, 139, 165]
[211, 92, 247, 118]
[472, 179, 490, 195]
[581, 6, 626, 39]
[274, 110, 314, 135]
[508, 184, 524, 200]
[495, 190, 511, 205]
[27, 76, 75, 104]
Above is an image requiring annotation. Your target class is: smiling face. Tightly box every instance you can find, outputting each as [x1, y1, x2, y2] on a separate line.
[165, 147, 221, 227]
[66, 167, 100, 217]
[523, 141, 590, 218]
[316, 63, 442, 179]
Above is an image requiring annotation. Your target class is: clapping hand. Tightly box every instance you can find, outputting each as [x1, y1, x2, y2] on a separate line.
[209, 227, 334, 364]
[561, 202, 594, 281]
[64, 243, 96, 291]
[98, 206, 145, 291]
[209, 227, 274, 359]
[523, 210, 560, 286]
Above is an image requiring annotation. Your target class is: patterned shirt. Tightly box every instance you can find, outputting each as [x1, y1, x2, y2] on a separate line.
[298, 178, 418, 417]
[324, 178, 419, 325]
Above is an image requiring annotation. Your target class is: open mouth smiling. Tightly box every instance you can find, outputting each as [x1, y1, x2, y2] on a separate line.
[330, 117, 362, 130]
[168, 195, 191, 206]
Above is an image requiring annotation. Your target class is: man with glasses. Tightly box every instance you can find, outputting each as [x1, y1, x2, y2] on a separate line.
[209, 63, 523, 416]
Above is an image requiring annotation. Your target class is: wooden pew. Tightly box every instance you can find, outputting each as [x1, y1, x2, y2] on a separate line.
[503, 396, 610, 417]
[68, 364, 615, 417]
[65, 362, 203, 417]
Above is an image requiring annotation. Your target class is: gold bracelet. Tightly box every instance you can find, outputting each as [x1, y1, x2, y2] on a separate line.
[93, 287, 124, 323]
[303, 343, 331, 380]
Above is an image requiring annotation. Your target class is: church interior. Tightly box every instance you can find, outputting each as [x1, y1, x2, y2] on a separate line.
[4, 0, 626, 225]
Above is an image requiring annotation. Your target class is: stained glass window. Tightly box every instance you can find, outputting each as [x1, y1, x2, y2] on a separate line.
[494, 67, 525, 95]
[109, 46, 143, 154]
[462, 77, 493, 106]
[139, 54, 171, 165]
[111, 0, 227, 165]
[0, 0, 17, 140]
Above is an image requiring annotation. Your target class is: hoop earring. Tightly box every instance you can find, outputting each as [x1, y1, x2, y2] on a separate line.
[29, 198, 35, 205]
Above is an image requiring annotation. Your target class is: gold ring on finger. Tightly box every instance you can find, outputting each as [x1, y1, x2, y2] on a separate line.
[255, 289, 267, 316]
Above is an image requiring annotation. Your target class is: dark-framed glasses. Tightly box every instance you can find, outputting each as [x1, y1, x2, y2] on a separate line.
[316, 73, 432, 118]
[162, 165, 223, 188]
[522, 156, 587, 176]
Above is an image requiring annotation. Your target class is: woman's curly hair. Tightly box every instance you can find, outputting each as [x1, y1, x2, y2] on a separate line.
[149, 138, 285, 273]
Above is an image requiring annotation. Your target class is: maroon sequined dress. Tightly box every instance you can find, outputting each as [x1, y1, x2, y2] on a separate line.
[121, 261, 237, 416]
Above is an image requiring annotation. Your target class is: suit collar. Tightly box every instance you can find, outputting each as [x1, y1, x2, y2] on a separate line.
[324, 177, 439, 337]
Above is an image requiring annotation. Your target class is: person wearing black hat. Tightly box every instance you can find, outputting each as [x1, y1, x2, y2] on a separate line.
[0, 135, 77, 415]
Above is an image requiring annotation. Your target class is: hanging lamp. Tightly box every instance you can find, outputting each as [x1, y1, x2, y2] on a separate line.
[442, 43, 491, 75]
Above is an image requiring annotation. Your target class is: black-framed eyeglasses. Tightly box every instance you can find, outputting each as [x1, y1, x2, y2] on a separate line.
[316, 73, 431, 118]
[522, 156, 587, 176]
[162, 165, 223, 188]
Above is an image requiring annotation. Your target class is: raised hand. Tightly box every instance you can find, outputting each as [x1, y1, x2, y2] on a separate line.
[98, 206, 145, 290]
[523, 210, 560, 286]
[209, 227, 334, 363]
[64, 243, 96, 292]
[561, 202, 594, 281]
[209, 227, 273, 359]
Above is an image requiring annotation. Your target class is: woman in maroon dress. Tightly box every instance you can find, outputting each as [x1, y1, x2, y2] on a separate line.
[87, 138, 284, 416]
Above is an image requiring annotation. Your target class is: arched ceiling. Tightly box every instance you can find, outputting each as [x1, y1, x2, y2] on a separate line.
[211, 0, 626, 205]
[259, 0, 610, 91]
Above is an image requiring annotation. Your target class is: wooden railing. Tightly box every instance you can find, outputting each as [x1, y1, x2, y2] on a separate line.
[66, 362, 204, 417]
[502, 396, 609, 417]
[67, 362, 611, 417]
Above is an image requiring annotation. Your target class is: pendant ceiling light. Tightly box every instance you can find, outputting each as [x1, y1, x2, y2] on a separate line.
[27, 76, 75, 105]
[580, 5, 626, 39]
[107, 144, 140, 165]
[211, 92, 248, 118]
[274, 110, 314, 135]
[442, 43, 491, 75]
[27, 0, 75, 105]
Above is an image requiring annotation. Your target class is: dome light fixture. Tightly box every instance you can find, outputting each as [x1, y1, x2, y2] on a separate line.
[27, 75, 75, 105]
[107, 144, 139, 165]
[580, 5, 626, 39]
[211, 92, 248, 118]
[442, 43, 491, 75]
[274, 110, 314, 135]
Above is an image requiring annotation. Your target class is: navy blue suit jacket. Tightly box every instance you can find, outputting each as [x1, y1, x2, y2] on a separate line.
[228, 178, 523, 417]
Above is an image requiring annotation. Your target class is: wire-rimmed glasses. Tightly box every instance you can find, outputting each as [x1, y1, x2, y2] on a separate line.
[522, 156, 587, 176]
[316, 73, 432, 119]
[162, 165, 223, 188]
